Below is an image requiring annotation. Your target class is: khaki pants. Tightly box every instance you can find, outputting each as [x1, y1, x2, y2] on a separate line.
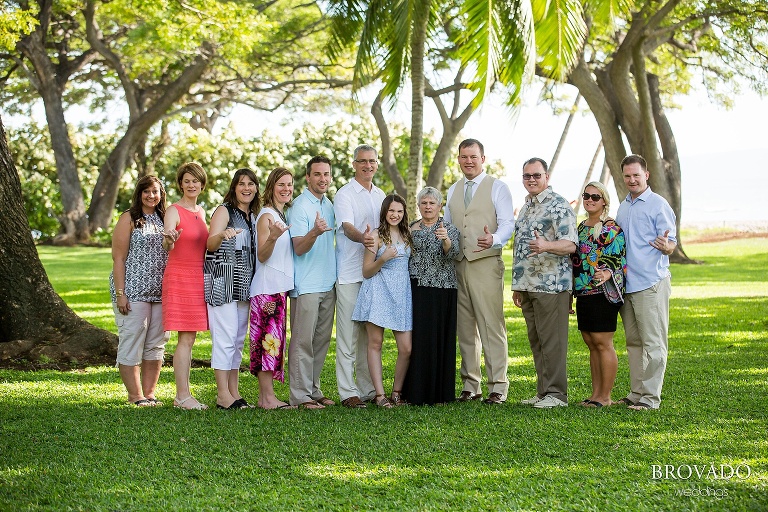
[518, 291, 570, 402]
[288, 289, 336, 406]
[455, 256, 509, 398]
[334, 283, 375, 401]
[620, 276, 671, 409]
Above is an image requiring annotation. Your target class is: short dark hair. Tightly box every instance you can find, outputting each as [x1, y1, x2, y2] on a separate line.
[621, 154, 647, 171]
[522, 157, 549, 173]
[458, 138, 484, 156]
[306, 155, 332, 176]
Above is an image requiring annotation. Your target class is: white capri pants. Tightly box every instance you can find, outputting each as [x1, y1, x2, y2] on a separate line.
[208, 300, 250, 370]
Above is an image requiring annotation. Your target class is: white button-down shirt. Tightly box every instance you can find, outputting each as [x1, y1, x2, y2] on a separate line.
[333, 179, 386, 284]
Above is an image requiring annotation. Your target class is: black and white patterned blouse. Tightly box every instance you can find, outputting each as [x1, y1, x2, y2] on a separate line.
[109, 212, 168, 302]
[408, 217, 460, 289]
[204, 204, 256, 306]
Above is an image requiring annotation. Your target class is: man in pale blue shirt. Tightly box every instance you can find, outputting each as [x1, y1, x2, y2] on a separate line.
[615, 154, 677, 411]
[287, 155, 337, 409]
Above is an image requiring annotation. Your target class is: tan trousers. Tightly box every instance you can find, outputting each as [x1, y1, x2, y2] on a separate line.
[620, 276, 671, 409]
[455, 256, 509, 398]
[518, 291, 570, 402]
[334, 282, 375, 401]
[288, 289, 336, 406]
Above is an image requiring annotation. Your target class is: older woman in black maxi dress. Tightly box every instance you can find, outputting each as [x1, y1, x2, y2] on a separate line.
[402, 186, 460, 405]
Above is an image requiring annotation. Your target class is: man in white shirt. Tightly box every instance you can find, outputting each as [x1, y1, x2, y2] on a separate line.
[444, 139, 515, 404]
[333, 144, 386, 408]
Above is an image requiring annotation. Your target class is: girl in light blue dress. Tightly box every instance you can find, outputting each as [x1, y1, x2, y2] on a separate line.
[352, 194, 413, 408]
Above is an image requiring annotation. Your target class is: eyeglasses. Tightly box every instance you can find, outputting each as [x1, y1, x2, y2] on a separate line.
[522, 173, 543, 180]
[582, 193, 603, 201]
[354, 159, 378, 165]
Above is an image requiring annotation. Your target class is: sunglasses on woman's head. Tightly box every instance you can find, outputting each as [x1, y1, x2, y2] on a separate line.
[582, 193, 602, 201]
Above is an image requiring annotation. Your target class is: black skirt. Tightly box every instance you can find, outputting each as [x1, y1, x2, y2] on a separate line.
[402, 280, 458, 405]
[575, 293, 622, 332]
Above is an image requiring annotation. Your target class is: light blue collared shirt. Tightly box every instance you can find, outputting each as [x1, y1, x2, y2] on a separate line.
[615, 187, 677, 293]
[287, 188, 336, 296]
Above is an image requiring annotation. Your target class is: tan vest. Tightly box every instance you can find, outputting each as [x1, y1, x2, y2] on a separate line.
[448, 176, 501, 261]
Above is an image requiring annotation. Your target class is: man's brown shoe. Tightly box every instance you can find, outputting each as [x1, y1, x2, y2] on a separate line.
[483, 392, 505, 405]
[457, 391, 483, 402]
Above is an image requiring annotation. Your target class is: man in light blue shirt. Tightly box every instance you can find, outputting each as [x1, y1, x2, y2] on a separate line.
[615, 154, 677, 411]
[286, 155, 337, 409]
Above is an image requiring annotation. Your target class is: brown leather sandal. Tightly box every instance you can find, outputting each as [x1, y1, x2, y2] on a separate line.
[390, 390, 409, 406]
[374, 394, 393, 408]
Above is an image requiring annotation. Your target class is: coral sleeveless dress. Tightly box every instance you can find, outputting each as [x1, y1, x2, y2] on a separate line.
[162, 205, 209, 331]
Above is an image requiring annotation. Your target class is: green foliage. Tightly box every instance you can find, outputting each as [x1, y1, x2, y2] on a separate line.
[9, 123, 118, 240]
[3, 238, 766, 509]
[0, 3, 38, 51]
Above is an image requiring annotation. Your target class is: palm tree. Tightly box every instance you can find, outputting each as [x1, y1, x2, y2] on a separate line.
[326, 0, 589, 214]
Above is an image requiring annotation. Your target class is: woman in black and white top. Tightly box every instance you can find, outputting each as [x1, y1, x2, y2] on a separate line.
[205, 168, 260, 410]
[110, 175, 169, 407]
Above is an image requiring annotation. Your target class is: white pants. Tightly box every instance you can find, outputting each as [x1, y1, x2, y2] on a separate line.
[335, 282, 375, 401]
[208, 301, 249, 370]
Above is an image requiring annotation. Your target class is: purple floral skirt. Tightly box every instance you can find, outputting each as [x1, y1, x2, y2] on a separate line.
[249, 292, 287, 382]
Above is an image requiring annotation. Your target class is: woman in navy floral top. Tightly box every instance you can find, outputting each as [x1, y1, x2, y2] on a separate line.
[571, 181, 627, 407]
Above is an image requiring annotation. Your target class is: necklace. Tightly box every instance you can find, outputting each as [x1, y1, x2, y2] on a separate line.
[177, 201, 199, 219]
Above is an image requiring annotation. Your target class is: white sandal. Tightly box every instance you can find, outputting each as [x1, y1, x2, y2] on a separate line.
[173, 396, 208, 410]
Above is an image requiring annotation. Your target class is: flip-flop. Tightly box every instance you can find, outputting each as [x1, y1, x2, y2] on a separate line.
[145, 398, 163, 406]
[616, 397, 634, 406]
[315, 396, 335, 406]
[584, 400, 604, 408]
[132, 399, 154, 407]
[628, 402, 653, 411]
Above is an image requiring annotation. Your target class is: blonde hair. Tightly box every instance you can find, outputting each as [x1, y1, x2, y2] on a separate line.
[585, 181, 611, 234]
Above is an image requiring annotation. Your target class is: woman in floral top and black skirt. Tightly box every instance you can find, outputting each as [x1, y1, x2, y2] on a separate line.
[402, 187, 461, 405]
[571, 181, 627, 407]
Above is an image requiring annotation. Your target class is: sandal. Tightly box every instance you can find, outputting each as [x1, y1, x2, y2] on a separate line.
[145, 397, 163, 407]
[299, 400, 325, 410]
[628, 402, 653, 411]
[390, 390, 409, 406]
[132, 399, 155, 407]
[315, 396, 336, 406]
[173, 396, 209, 410]
[374, 394, 393, 409]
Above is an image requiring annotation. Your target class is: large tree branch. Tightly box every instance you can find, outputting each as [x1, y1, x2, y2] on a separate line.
[371, 89, 406, 197]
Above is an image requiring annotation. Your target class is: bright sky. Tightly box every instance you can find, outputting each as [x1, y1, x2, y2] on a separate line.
[230, 85, 768, 225]
[458, 87, 768, 225]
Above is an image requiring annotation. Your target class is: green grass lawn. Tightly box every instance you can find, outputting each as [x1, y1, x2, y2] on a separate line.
[1, 239, 766, 511]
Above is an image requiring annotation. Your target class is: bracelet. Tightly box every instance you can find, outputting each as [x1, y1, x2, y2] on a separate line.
[115, 289, 125, 297]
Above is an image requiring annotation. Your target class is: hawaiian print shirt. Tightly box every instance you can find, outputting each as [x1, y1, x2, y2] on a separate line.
[512, 187, 578, 293]
[571, 220, 627, 296]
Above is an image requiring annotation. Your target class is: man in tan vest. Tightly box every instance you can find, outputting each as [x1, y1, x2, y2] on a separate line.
[443, 139, 515, 404]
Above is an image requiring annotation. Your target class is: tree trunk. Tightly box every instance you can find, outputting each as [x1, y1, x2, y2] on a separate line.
[549, 93, 581, 176]
[87, 45, 213, 232]
[405, 4, 431, 220]
[0, 116, 117, 367]
[573, 141, 602, 216]
[16, 26, 91, 244]
[372, 90, 407, 197]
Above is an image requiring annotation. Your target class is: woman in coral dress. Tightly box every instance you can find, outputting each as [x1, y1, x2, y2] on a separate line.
[162, 162, 210, 410]
[249, 167, 296, 409]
